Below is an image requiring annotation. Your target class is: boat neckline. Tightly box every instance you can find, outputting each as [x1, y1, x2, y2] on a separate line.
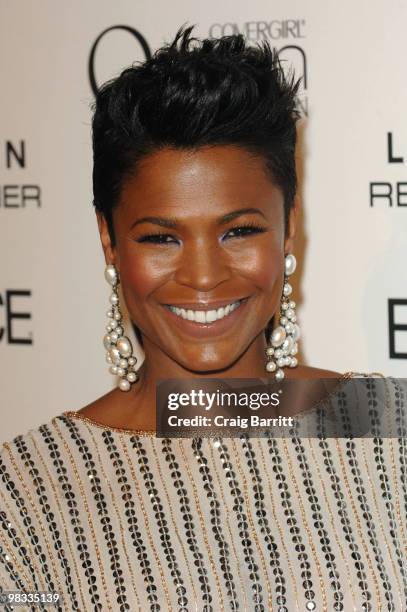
[61, 372, 382, 437]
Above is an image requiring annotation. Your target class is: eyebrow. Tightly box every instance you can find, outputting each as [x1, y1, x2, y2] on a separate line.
[130, 207, 267, 229]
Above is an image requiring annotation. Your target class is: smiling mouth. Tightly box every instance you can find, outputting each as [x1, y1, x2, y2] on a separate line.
[163, 299, 246, 324]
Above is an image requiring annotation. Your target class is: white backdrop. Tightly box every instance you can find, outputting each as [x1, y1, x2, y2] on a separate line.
[1, 0, 406, 442]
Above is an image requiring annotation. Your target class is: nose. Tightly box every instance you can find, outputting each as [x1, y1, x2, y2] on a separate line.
[174, 238, 231, 292]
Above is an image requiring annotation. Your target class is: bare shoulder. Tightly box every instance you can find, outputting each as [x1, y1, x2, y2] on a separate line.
[289, 365, 344, 379]
[73, 387, 153, 431]
[77, 388, 120, 420]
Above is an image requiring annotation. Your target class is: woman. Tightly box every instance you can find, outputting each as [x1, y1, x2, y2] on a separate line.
[1, 25, 406, 612]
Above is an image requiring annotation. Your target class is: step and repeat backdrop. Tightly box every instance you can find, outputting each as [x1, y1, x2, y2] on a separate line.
[1, 0, 406, 441]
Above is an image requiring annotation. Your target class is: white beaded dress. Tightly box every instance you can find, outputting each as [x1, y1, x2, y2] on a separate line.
[0, 374, 406, 611]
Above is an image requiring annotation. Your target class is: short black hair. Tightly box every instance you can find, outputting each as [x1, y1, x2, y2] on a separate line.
[92, 23, 301, 345]
[92, 23, 300, 242]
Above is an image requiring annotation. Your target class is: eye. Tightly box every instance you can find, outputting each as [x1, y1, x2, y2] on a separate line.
[223, 224, 267, 240]
[136, 233, 179, 244]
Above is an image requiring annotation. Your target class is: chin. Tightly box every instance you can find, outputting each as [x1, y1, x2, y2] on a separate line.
[175, 353, 240, 376]
[186, 365, 231, 376]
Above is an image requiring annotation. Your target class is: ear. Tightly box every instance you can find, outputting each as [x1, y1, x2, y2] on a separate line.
[284, 195, 300, 255]
[96, 211, 116, 266]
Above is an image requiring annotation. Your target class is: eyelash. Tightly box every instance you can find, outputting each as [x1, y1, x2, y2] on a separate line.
[136, 223, 267, 244]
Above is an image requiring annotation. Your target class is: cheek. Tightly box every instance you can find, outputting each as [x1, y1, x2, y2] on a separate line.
[118, 248, 172, 304]
[232, 240, 283, 290]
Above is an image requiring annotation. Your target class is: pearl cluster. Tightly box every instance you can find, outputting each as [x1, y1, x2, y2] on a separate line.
[103, 264, 138, 392]
[265, 254, 300, 381]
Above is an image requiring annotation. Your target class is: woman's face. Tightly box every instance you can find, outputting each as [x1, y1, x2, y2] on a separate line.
[98, 145, 296, 374]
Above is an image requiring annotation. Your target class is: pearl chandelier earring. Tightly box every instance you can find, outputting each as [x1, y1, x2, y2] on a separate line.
[103, 264, 139, 391]
[265, 254, 300, 381]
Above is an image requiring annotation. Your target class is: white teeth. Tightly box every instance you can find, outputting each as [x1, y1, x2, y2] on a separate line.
[195, 311, 206, 323]
[206, 310, 217, 323]
[168, 300, 242, 323]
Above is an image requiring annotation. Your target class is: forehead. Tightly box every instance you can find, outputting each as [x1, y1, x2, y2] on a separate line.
[118, 145, 283, 218]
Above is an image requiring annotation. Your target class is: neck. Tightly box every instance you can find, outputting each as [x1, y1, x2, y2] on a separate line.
[143, 329, 269, 376]
[123, 331, 270, 429]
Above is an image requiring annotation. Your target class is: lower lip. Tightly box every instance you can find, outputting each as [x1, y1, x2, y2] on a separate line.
[161, 299, 249, 338]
